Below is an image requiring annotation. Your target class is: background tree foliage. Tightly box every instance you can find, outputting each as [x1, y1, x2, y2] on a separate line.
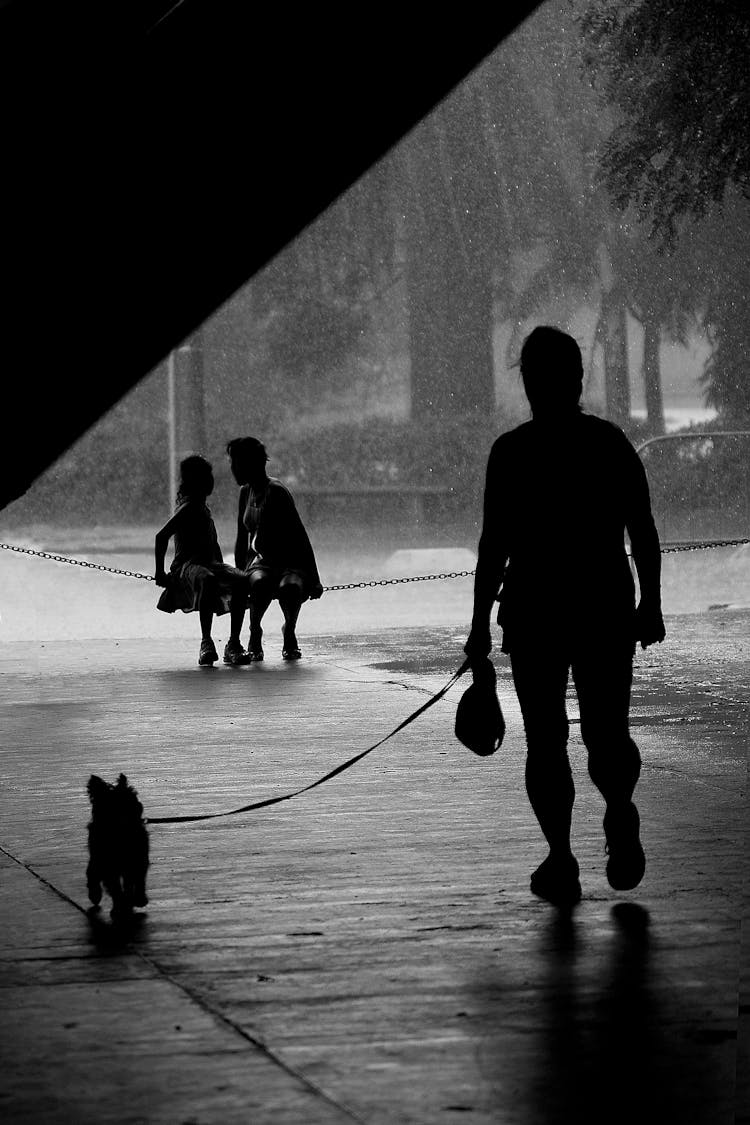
[579, 0, 749, 237]
[579, 0, 750, 420]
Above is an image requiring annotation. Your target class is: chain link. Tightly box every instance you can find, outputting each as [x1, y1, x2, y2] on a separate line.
[2, 538, 749, 590]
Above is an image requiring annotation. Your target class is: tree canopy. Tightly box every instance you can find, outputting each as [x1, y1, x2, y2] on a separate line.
[579, 0, 750, 420]
[579, 0, 750, 243]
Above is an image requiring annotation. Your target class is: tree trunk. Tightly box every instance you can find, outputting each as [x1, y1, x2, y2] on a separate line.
[602, 292, 631, 428]
[642, 316, 665, 434]
[402, 124, 495, 422]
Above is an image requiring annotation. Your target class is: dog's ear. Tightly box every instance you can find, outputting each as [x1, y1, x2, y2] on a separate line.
[116, 773, 144, 816]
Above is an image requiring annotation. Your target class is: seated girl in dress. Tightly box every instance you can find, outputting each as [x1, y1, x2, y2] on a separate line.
[154, 454, 250, 666]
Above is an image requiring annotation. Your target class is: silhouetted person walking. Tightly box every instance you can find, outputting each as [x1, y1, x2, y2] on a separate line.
[227, 436, 323, 662]
[465, 326, 665, 905]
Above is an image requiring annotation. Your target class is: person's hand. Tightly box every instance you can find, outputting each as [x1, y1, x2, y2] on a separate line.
[464, 625, 492, 662]
[636, 599, 665, 649]
[155, 569, 169, 588]
[309, 582, 324, 600]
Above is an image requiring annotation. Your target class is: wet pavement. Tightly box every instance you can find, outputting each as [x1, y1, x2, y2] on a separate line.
[0, 543, 748, 1123]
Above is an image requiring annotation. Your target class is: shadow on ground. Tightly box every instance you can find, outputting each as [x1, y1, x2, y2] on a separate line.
[471, 902, 733, 1124]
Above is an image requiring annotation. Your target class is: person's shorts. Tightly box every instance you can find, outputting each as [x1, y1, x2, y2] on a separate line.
[245, 561, 310, 600]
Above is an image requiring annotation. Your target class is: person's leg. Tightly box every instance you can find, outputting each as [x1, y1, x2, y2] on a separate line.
[194, 570, 219, 664]
[247, 570, 275, 659]
[229, 590, 246, 645]
[572, 641, 645, 890]
[573, 641, 640, 804]
[512, 645, 575, 856]
[198, 604, 214, 641]
[224, 574, 251, 664]
[278, 574, 305, 658]
[510, 645, 580, 902]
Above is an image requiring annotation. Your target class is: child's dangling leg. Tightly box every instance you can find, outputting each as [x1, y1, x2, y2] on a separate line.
[197, 574, 219, 666]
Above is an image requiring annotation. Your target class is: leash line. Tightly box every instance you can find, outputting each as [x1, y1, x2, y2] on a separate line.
[147, 658, 471, 825]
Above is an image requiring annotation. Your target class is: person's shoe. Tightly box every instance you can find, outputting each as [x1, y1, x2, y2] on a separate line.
[530, 853, 581, 906]
[198, 639, 218, 666]
[604, 802, 646, 890]
[282, 627, 301, 660]
[223, 640, 250, 666]
[247, 636, 264, 662]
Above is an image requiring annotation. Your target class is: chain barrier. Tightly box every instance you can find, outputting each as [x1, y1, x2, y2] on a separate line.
[324, 569, 475, 592]
[0, 542, 155, 580]
[660, 538, 750, 555]
[1, 538, 749, 590]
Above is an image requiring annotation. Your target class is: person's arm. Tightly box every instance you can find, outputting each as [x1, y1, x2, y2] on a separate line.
[234, 485, 250, 570]
[466, 442, 508, 659]
[624, 444, 665, 648]
[154, 510, 182, 585]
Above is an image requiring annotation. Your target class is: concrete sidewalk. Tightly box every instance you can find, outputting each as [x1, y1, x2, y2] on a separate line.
[0, 613, 748, 1124]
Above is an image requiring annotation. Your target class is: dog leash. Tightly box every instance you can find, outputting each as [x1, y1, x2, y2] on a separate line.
[147, 659, 471, 825]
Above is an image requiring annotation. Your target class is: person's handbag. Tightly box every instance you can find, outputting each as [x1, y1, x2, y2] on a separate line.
[454, 656, 505, 756]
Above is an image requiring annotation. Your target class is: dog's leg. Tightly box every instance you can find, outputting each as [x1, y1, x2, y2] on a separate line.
[130, 829, 150, 908]
[86, 858, 103, 907]
[124, 870, 149, 908]
[105, 872, 130, 918]
[129, 875, 149, 908]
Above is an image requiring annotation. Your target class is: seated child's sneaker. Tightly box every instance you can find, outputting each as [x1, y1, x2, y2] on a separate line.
[198, 639, 218, 666]
[223, 639, 250, 665]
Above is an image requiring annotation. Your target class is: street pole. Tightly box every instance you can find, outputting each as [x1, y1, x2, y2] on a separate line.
[167, 351, 177, 510]
[176, 327, 207, 458]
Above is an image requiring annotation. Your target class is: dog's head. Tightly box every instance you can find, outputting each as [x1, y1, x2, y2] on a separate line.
[87, 774, 144, 821]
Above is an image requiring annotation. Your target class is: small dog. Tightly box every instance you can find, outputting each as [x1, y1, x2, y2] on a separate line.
[86, 773, 150, 917]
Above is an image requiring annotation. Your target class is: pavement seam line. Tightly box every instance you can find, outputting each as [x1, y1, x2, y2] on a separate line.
[0, 842, 91, 918]
[131, 950, 369, 1125]
[0, 842, 368, 1125]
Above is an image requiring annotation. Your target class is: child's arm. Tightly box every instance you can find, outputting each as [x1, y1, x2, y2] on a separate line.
[154, 511, 182, 586]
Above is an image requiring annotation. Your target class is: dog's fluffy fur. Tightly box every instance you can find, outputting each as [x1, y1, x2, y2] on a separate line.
[86, 773, 149, 916]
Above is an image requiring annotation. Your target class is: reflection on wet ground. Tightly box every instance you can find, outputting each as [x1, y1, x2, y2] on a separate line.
[472, 902, 733, 1124]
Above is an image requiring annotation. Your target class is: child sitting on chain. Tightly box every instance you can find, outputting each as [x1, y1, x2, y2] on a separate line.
[155, 454, 250, 666]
